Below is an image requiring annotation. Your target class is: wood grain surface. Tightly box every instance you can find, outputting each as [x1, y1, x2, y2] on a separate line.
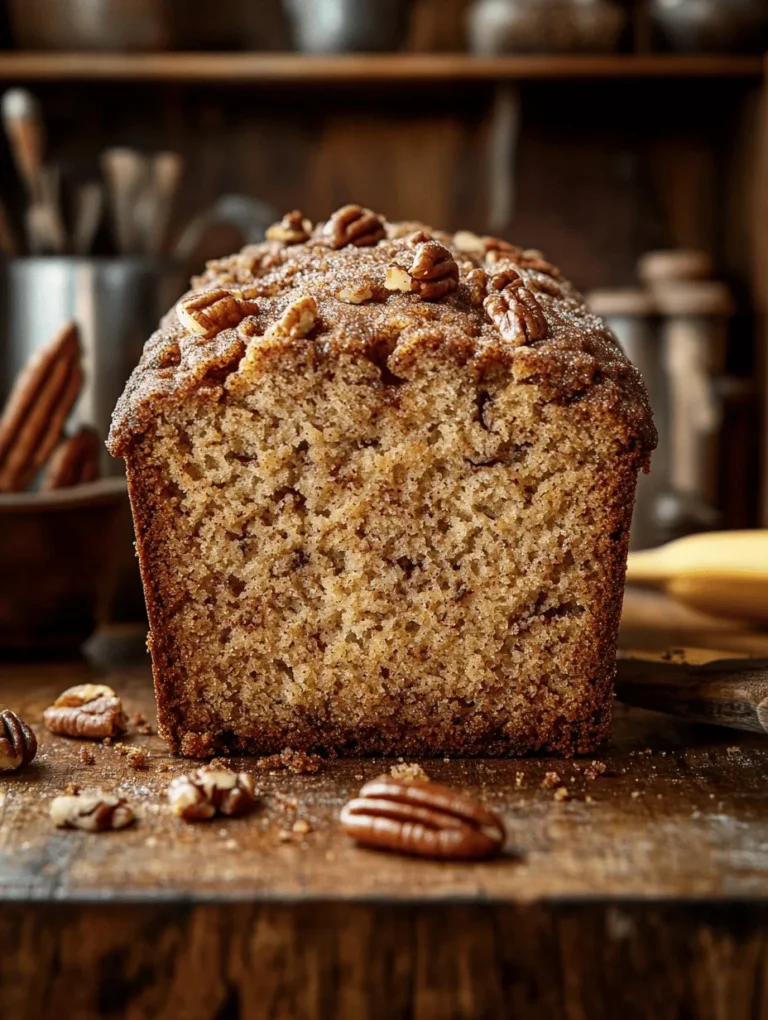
[2, 606, 768, 1018]
[0, 53, 761, 83]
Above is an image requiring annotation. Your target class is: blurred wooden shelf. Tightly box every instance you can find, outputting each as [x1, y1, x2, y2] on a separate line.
[0, 51, 762, 83]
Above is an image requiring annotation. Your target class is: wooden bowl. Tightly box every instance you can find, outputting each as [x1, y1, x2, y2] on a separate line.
[0, 478, 128, 654]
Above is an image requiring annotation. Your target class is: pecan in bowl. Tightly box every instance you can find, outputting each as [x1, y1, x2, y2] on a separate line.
[340, 777, 506, 860]
[44, 684, 127, 740]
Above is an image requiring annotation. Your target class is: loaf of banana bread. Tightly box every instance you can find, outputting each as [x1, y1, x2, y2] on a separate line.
[109, 206, 656, 758]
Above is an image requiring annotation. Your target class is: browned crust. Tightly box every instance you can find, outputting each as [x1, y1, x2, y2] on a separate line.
[108, 211, 657, 463]
[125, 432, 638, 760]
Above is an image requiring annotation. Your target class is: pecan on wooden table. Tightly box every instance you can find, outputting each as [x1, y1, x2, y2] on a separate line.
[0, 710, 37, 772]
[340, 778, 506, 861]
[43, 684, 127, 740]
[168, 768, 258, 822]
[50, 789, 134, 832]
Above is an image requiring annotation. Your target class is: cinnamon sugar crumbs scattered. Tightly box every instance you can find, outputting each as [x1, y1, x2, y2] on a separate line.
[79, 745, 95, 765]
[553, 786, 570, 802]
[389, 762, 429, 782]
[292, 819, 312, 835]
[126, 747, 150, 770]
[514, 771, 525, 788]
[583, 761, 607, 781]
[113, 742, 150, 770]
[256, 749, 323, 775]
[541, 771, 561, 790]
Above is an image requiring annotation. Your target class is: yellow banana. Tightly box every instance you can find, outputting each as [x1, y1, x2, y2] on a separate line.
[626, 531, 768, 624]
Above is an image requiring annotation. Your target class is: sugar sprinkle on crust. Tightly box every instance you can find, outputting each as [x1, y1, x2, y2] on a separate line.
[108, 209, 656, 459]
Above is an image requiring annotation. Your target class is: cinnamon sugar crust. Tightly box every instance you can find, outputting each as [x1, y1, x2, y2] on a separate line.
[110, 208, 656, 759]
[108, 216, 656, 461]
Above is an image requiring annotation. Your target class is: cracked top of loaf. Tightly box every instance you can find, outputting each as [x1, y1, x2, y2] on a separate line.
[108, 205, 657, 458]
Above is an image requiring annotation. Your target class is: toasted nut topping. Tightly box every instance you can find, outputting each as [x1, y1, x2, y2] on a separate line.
[270, 295, 318, 338]
[322, 204, 385, 249]
[338, 282, 379, 304]
[485, 246, 562, 280]
[340, 777, 505, 860]
[266, 210, 312, 244]
[44, 684, 127, 741]
[453, 230, 485, 253]
[169, 768, 258, 822]
[0, 710, 37, 772]
[385, 240, 459, 301]
[463, 267, 489, 307]
[484, 268, 548, 345]
[177, 287, 260, 337]
[385, 220, 433, 240]
[51, 788, 134, 832]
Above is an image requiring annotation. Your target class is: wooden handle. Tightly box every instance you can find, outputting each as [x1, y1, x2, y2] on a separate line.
[615, 657, 768, 734]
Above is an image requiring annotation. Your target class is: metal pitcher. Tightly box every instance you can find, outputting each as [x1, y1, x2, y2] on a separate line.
[0, 257, 185, 475]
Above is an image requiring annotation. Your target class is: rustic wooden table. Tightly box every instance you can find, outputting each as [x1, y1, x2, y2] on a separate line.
[1, 588, 767, 1020]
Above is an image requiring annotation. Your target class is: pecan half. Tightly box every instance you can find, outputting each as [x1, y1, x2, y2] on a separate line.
[168, 768, 258, 822]
[41, 426, 100, 490]
[44, 684, 127, 740]
[463, 267, 489, 307]
[269, 295, 318, 338]
[266, 210, 312, 244]
[486, 247, 561, 280]
[176, 287, 260, 337]
[0, 321, 83, 492]
[0, 710, 37, 772]
[385, 239, 459, 301]
[322, 205, 385, 249]
[50, 789, 134, 832]
[484, 268, 548, 345]
[340, 778, 505, 860]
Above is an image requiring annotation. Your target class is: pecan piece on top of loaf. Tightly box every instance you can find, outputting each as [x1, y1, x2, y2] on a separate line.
[385, 235, 459, 301]
[483, 267, 548, 345]
[176, 286, 260, 338]
[340, 777, 506, 860]
[320, 204, 386, 249]
[266, 210, 313, 245]
[44, 684, 127, 740]
[0, 710, 38, 772]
